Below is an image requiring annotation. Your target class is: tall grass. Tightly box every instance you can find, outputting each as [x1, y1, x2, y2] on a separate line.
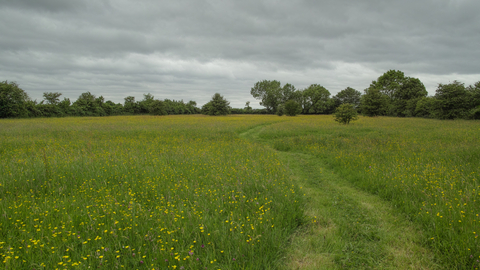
[259, 115, 480, 268]
[0, 115, 303, 269]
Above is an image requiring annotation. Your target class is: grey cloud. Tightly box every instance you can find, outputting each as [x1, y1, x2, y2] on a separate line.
[1, 0, 479, 107]
[1, 0, 89, 13]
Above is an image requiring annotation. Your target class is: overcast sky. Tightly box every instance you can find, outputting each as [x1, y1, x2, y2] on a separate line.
[1, 0, 479, 108]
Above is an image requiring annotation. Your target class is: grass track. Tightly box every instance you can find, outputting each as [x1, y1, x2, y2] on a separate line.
[252, 115, 480, 269]
[241, 125, 440, 269]
[279, 153, 439, 269]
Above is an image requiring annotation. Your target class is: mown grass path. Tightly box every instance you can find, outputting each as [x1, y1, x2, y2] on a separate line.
[240, 125, 440, 270]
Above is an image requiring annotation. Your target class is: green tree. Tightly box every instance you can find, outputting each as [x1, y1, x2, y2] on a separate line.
[361, 87, 389, 116]
[202, 93, 231, 116]
[370, 70, 427, 116]
[392, 77, 427, 116]
[276, 104, 285, 116]
[72, 92, 105, 116]
[73, 92, 95, 113]
[290, 90, 305, 110]
[43, 92, 62, 105]
[434, 81, 469, 119]
[138, 93, 155, 114]
[302, 84, 331, 114]
[280, 83, 297, 103]
[333, 87, 361, 110]
[58, 98, 72, 115]
[102, 100, 119, 116]
[185, 100, 199, 114]
[404, 97, 423, 117]
[371, 70, 406, 100]
[466, 81, 480, 106]
[333, 103, 359, 124]
[415, 96, 438, 118]
[149, 100, 167, 115]
[164, 99, 187, 114]
[37, 92, 65, 117]
[244, 101, 253, 113]
[466, 81, 480, 119]
[94, 96, 107, 116]
[0, 81, 29, 118]
[250, 80, 282, 113]
[25, 99, 42, 117]
[124, 96, 138, 114]
[250, 80, 302, 114]
[284, 100, 302, 116]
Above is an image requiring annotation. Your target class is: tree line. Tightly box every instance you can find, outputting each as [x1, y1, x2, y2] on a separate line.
[0, 83, 202, 118]
[1, 70, 479, 119]
[0, 81, 270, 118]
[249, 70, 480, 119]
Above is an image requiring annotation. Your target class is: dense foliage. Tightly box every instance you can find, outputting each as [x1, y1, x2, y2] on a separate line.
[249, 70, 479, 120]
[333, 103, 359, 124]
[283, 100, 302, 116]
[332, 87, 362, 111]
[0, 82, 201, 118]
[361, 88, 389, 117]
[201, 93, 231, 116]
[0, 81, 29, 118]
[2, 70, 480, 120]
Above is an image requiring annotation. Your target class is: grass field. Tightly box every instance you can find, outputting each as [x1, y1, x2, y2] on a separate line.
[0, 115, 303, 269]
[1, 115, 479, 269]
[258, 116, 480, 268]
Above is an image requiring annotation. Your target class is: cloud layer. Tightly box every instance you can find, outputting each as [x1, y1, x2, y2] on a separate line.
[1, 0, 479, 107]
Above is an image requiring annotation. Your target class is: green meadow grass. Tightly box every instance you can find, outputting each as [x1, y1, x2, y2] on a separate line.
[277, 152, 437, 269]
[0, 115, 304, 269]
[258, 115, 480, 268]
[1, 115, 479, 269]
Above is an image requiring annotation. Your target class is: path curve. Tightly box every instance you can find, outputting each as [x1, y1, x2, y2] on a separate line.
[240, 124, 440, 270]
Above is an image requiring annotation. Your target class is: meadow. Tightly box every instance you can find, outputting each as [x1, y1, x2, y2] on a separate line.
[0, 115, 303, 269]
[258, 116, 480, 268]
[1, 115, 479, 269]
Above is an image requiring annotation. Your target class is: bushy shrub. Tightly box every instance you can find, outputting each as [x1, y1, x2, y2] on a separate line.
[276, 104, 285, 116]
[334, 103, 359, 124]
[149, 100, 167, 115]
[284, 100, 302, 116]
[0, 81, 29, 118]
[202, 93, 231, 116]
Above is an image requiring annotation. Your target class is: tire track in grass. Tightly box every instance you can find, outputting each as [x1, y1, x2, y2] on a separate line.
[240, 125, 440, 270]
